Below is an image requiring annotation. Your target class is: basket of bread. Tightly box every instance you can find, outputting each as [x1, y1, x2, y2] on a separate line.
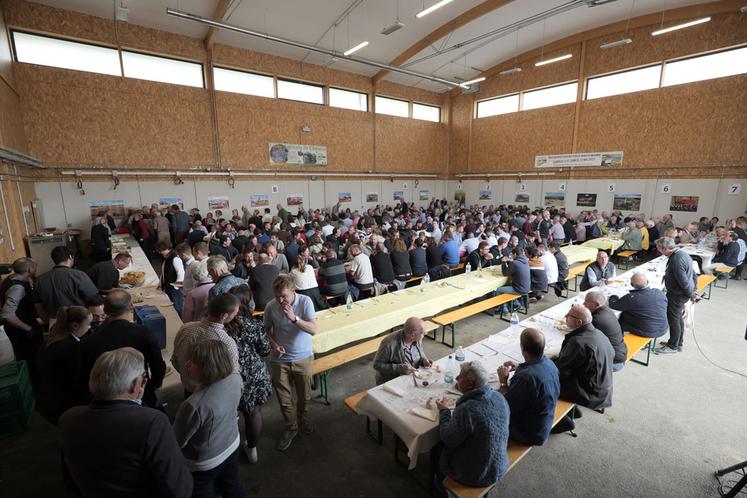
[120, 271, 146, 287]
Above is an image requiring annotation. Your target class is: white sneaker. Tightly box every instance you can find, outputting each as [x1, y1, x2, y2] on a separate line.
[243, 442, 258, 464]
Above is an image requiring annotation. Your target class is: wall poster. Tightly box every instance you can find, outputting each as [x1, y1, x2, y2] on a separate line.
[515, 193, 529, 204]
[286, 194, 304, 206]
[207, 197, 230, 210]
[338, 192, 352, 203]
[159, 197, 183, 210]
[670, 195, 699, 212]
[479, 191, 492, 201]
[613, 194, 642, 211]
[250, 194, 269, 208]
[366, 192, 379, 202]
[269, 143, 327, 166]
[576, 193, 597, 207]
[393, 191, 404, 201]
[89, 200, 125, 221]
[544, 192, 566, 207]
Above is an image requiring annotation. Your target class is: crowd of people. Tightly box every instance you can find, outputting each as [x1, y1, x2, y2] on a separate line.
[1, 198, 746, 497]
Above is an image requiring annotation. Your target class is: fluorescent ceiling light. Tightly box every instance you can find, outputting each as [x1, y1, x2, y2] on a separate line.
[499, 67, 522, 75]
[343, 41, 369, 56]
[459, 76, 486, 88]
[600, 38, 632, 49]
[416, 0, 454, 18]
[651, 17, 710, 36]
[535, 53, 572, 66]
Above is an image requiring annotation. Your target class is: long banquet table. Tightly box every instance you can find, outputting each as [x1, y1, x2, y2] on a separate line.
[356, 254, 670, 469]
[311, 245, 598, 354]
[581, 237, 625, 253]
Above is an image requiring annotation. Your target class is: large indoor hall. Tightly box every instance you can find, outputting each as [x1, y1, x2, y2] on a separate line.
[0, 0, 745, 497]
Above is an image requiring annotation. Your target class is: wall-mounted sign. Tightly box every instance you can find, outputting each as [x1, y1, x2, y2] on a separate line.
[518, 183, 527, 192]
[269, 143, 327, 166]
[728, 183, 741, 195]
[271, 185, 279, 194]
[661, 183, 672, 194]
[535, 151, 623, 168]
[559, 182, 567, 192]
[607, 183, 616, 193]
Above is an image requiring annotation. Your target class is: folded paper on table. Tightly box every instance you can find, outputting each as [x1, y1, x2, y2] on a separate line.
[382, 384, 405, 397]
[411, 407, 438, 422]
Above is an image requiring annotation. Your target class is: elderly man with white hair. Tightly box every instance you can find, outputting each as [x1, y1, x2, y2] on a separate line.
[609, 273, 669, 339]
[206, 256, 247, 300]
[584, 291, 627, 372]
[373, 317, 433, 385]
[60, 347, 193, 498]
[432, 361, 509, 495]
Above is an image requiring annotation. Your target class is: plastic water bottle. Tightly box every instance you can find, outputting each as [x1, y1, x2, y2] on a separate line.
[465, 262, 471, 274]
[346, 293, 353, 314]
[455, 346, 465, 362]
[444, 356, 456, 385]
[510, 312, 519, 327]
[477, 259, 482, 272]
[420, 273, 430, 292]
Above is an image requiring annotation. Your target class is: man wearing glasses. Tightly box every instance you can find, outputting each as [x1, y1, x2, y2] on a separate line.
[552, 304, 614, 433]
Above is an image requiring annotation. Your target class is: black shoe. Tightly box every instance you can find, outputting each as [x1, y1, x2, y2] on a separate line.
[551, 415, 575, 434]
[571, 406, 583, 419]
[594, 408, 605, 414]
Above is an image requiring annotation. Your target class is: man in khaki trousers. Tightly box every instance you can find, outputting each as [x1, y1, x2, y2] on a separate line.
[263, 275, 318, 451]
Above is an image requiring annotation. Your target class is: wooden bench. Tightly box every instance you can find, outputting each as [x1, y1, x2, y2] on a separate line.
[312, 335, 387, 404]
[443, 400, 577, 498]
[251, 310, 264, 318]
[696, 274, 717, 300]
[623, 333, 657, 367]
[560, 261, 591, 297]
[344, 391, 382, 444]
[713, 266, 735, 289]
[432, 294, 524, 347]
[616, 250, 639, 270]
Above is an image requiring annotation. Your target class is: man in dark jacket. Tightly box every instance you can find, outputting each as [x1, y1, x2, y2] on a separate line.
[318, 250, 349, 299]
[169, 205, 191, 245]
[87, 252, 132, 294]
[552, 305, 614, 432]
[370, 244, 395, 285]
[497, 247, 530, 295]
[609, 273, 669, 338]
[712, 231, 740, 269]
[467, 241, 495, 270]
[77, 290, 166, 408]
[584, 291, 627, 371]
[655, 237, 700, 354]
[61, 347, 192, 498]
[249, 254, 280, 311]
[497, 328, 560, 445]
[549, 241, 569, 297]
[34, 246, 99, 324]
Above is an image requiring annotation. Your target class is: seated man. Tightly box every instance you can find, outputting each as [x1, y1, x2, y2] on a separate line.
[608, 273, 668, 338]
[495, 247, 530, 313]
[552, 305, 614, 433]
[497, 328, 560, 446]
[707, 231, 740, 274]
[373, 317, 433, 385]
[60, 347, 192, 498]
[318, 249, 349, 300]
[87, 252, 132, 294]
[467, 241, 495, 270]
[434, 361, 509, 494]
[584, 291, 627, 372]
[548, 241, 569, 297]
[579, 250, 616, 291]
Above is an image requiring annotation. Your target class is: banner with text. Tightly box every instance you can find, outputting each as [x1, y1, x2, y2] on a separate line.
[269, 143, 327, 166]
[535, 151, 623, 168]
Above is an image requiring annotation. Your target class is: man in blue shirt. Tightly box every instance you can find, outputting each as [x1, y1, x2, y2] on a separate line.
[608, 273, 669, 338]
[498, 328, 560, 445]
[263, 274, 318, 452]
[438, 231, 460, 268]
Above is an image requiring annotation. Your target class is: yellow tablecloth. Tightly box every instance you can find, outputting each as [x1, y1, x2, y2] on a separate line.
[312, 244, 596, 354]
[581, 238, 625, 253]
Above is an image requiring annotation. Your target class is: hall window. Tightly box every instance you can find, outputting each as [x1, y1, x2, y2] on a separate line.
[476, 94, 519, 118]
[586, 65, 662, 100]
[122, 50, 204, 88]
[277, 78, 324, 105]
[662, 45, 747, 87]
[522, 81, 578, 111]
[329, 87, 368, 111]
[12, 31, 121, 77]
[213, 67, 275, 98]
[412, 103, 441, 122]
[375, 95, 409, 117]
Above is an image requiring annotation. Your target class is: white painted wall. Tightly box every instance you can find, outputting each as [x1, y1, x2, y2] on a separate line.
[34, 178, 446, 232]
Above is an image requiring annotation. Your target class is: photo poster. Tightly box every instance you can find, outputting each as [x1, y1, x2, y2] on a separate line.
[286, 194, 304, 206]
[159, 197, 183, 211]
[544, 192, 566, 207]
[576, 193, 597, 207]
[535, 151, 623, 168]
[454, 191, 466, 203]
[612, 193, 642, 211]
[250, 194, 269, 208]
[338, 192, 352, 203]
[479, 190, 492, 201]
[366, 192, 379, 203]
[89, 200, 125, 222]
[269, 143, 327, 166]
[515, 193, 529, 204]
[207, 196, 230, 210]
[393, 191, 404, 201]
[419, 190, 429, 201]
[670, 195, 699, 212]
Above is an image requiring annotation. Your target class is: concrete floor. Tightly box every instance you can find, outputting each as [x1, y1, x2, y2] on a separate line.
[1, 263, 746, 498]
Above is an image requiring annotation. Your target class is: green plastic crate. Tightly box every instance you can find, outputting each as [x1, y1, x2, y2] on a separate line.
[0, 361, 35, 439]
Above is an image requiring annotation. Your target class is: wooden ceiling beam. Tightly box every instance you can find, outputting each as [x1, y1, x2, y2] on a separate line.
[204, 0, 232, 51]
[372, 0, 514, 83]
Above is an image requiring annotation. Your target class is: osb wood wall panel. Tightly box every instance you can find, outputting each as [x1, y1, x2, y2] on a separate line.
[217, 92, 374, 171]
[0, 78, 26, 151]
[449, 95, 472, 171]
[14, 64, 214, 167]
[374, 115, 447, 173]
[471, 104, 576, 171]
[0, 164, 36, 263]
[577, 75, 747, 167]
[0, 4, 15, 88]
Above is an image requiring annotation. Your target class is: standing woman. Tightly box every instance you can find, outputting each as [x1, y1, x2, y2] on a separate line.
[36, 306, 92, 425]
[226, 285, 272, 464]
[90, 217, 112, 262]
[173, 340, 244, 498]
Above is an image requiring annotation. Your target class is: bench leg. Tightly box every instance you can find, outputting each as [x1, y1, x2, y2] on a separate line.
[568, 406, 578, 438]
[317, 371, 331, 405]
[631, 338, 656, 367]
[366, 417, 383, 445]
[714, 272, 731, 289]
[425, 327, 438, 341]
[704, 283, 712, 300]
[393, 435, 410, 469]
[441, 324, 455, 348]
[569, 275, 578, 293]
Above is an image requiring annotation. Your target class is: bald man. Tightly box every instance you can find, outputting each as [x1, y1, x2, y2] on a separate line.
[373, 317, 433, 385]
[608, 273, 669, 339]
[553, 304, 614, 424]
[584, 291, 627, 371]
[497, 328, 560, 445]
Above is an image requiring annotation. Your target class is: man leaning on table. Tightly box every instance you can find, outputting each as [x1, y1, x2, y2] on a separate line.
[608, 273, 669, 339]
[497, 328, 560, 446]
[579, 250, 616, 292]
[433, 361, 509, 497]
[263, 274, 317, 452]
[373, 317, 433, 385]
[552, 305, 614, 433]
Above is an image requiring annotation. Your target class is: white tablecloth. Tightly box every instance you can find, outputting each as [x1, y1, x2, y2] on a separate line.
[356, 257, 669, 468]
[677, 244, 717, 274]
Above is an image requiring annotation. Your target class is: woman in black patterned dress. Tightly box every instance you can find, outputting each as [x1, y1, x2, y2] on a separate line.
[226, 285, 272, 464]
